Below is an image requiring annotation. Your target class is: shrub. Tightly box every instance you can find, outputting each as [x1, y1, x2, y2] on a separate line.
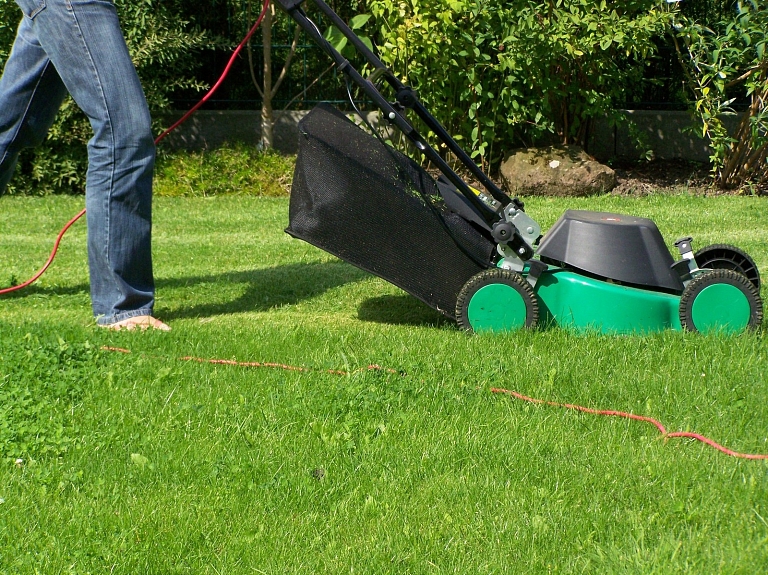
[154, 144, 294, 197]
[368, 0, 675, 169]
[673, 0, 767, 190]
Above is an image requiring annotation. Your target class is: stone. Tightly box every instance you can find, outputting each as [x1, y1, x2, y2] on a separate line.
[499, 145, 617, 196]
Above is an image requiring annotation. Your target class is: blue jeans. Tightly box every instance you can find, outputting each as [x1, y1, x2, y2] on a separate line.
[0, 0, 157, 325]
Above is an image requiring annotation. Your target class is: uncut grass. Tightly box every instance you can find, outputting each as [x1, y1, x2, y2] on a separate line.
[1, 194, 768, 573]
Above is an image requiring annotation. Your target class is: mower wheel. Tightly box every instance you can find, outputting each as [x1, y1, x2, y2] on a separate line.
[456, 269, 538, 333]
[679, 269, 763, 333]
[695, 243, 760, 290]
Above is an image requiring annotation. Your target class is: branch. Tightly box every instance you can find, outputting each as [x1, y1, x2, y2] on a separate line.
[270, 24, 302, 99]
[247, 39, 266, 98]
[725, 61, 768, 89]
[670, 31, 700, 100]
[246, 1, 265, 99]
[281, 62, 336, 110]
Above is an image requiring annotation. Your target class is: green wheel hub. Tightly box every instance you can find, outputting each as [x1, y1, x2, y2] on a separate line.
[468, 283, 529, 331]
[690, 283, 751, 333]
[456, 269, 538, 333]
[679, 269, 763, 333]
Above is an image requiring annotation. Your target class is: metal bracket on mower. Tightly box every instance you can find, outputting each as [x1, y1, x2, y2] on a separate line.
[671, 236, 700, 285]
[492, 203, 541, 264]
[505, 204, 541, 247]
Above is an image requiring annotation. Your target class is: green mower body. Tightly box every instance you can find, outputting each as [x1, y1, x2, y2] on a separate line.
[470, 268, 683, 334]
[463, 266, 761, 335]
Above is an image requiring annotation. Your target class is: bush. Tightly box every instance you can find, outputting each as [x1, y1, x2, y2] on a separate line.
[673, 0, 768, 190]
[369, 0, 675, 169]
[154, 144, 294, 197]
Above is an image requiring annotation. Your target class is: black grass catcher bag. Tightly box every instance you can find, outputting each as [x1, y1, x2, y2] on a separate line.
[285, 104, 496, 319]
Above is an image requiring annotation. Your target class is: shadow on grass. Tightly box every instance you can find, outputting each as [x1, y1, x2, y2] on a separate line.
[1, 261, 371, 320]
[159, 260, 370, 320]
[357, 294, 453, 327]
[4, 260, 456, 329]
[0, 282, 89, 298]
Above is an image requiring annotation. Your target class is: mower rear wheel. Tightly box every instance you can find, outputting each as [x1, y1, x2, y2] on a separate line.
[456, 269, 539, 333]
[679, 269, 763, 333]
[695, 243, 760, 290]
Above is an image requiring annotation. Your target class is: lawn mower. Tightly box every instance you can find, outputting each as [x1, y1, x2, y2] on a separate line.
[275, 0, 763, 334]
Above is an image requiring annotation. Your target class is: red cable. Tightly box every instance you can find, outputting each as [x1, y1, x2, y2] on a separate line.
[154, 0, 271, 146]
[179, 354, 398, 376]
[491, 387, 768, 460]
[103, 347, 398, 376]
[0, 208, 87, 295]
[1, 0, 271, 295]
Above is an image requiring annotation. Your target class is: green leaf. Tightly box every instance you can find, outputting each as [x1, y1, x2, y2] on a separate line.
[360, 36, 374, 53]
[350, 14, 372, 30]
[323, 26, 348, 54]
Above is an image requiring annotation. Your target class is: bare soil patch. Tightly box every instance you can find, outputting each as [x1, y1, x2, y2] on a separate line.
[608, 159, 714, 196]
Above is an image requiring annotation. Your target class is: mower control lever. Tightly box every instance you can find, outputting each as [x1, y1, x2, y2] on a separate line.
[671, 236, 700, 285]
[674, 237, 695, 260]
[492, 221, 534, 260]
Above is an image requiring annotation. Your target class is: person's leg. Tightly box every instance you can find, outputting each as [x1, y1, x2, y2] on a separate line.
[17, 0, 160, 325]
[0, 16, 69, 194]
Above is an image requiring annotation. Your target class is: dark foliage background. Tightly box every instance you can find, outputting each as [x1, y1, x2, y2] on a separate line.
[0, 0, 746, 194]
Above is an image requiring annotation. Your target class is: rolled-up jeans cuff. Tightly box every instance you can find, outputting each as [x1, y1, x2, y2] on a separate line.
[96, 308, 154, 326]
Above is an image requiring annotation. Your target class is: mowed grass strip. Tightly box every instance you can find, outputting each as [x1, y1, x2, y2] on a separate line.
[0, 191, 767, 574]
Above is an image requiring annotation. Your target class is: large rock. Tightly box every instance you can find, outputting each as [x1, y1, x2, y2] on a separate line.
[499, 145, 616, 196]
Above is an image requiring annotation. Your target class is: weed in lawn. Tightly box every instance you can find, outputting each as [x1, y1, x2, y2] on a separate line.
[0, 329, 98, 462]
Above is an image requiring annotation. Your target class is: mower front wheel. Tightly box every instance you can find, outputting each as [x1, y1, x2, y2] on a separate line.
[456, 269, 539, 333]
[679, 269, 763, 333]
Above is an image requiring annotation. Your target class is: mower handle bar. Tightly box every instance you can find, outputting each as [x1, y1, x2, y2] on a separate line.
[273, 0, 530, 231]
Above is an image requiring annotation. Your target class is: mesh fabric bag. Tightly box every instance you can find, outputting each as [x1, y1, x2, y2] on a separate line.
[286, 104, 495, 319]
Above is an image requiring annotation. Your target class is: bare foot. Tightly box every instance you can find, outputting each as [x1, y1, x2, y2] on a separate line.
[103, 315, 171, 331]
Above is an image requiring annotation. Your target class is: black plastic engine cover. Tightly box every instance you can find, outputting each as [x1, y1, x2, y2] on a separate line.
[537, 210, 684, 292]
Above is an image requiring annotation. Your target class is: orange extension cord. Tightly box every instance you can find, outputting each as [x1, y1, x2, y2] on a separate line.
[102, 346, 768, 461]
[0, 0, 272, 296]
[490, 387, 768, 461]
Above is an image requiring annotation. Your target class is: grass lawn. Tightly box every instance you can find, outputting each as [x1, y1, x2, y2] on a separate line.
[1, 188, 768, 573]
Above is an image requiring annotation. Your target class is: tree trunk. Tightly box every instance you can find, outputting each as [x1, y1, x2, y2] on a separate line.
[260, 5, 274, 149]
[247, 1, 300, 149]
